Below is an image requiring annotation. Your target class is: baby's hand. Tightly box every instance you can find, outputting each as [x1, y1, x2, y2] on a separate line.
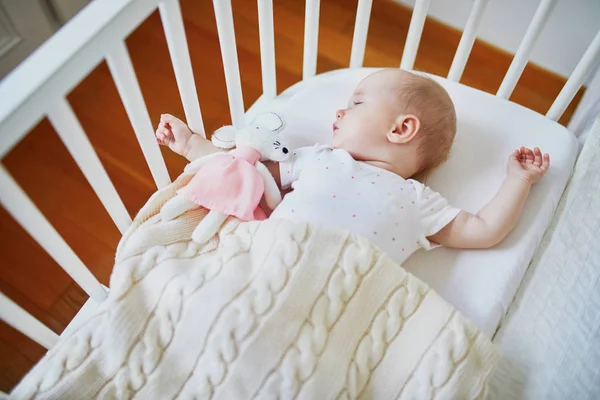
[507, 146, 550, 184]
[155, 114, 193, 156]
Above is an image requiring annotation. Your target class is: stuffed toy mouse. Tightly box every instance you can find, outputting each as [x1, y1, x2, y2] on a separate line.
[160, 112, 291, 243]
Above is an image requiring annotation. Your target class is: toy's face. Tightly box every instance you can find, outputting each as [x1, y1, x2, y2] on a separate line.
[260, 129, 290, 162]
[238, 127, 290, 162]
[212, 112, 291, 162]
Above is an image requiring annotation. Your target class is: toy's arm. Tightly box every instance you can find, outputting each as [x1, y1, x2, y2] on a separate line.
[183, 151, 226, 175]
[256, 161, 282, 209]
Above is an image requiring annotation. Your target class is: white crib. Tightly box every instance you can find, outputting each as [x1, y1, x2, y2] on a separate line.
[0, 0, 599, 396]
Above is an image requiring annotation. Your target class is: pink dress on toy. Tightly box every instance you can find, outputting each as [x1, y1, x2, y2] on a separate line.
[177, 145, 267, 221]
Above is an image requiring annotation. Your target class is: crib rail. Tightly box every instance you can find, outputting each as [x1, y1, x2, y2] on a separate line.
[303, 0, 321, 80]
[0, 0, 599, 382]
[547, 30, 600, 121]
[159, 0, 205, 136]
[497, 0, 557, 99]
[257, 0, 277, 99]
[447, 0, 489, 82]
[214, 0, 245, 128]
[0, 293, 59, 349]
[0, 0, 199, 350]
[400, 0, 431, 71]
[349, 0, 374, 69]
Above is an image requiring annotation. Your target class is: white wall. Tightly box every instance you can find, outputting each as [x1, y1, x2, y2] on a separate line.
[395, 0, 600, 78]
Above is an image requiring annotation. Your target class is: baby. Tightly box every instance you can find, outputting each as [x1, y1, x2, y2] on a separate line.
[156, 69, 550, 264]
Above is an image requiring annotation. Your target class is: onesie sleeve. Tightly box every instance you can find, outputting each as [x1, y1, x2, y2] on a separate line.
[412, 181, 462, 250]
[278, 146, 317, 189]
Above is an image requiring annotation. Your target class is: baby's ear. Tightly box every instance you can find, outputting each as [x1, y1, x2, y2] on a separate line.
[212, 125, 238, 149]
[388, 114, 420, 144]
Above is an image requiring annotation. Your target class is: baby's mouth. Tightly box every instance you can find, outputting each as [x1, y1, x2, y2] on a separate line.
[333, 123, 339, 132]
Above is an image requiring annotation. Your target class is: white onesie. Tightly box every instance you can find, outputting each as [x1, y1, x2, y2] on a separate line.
[271, 145, 461, 264]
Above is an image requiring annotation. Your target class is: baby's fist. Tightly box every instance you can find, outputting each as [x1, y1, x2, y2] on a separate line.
[507, 146, 550, 184]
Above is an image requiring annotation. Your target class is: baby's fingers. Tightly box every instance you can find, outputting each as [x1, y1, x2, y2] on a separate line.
[155, 125, 164, 139]
[541, 153, 550, 171]
[533, 147, 543, 167]
[155, 121, 171, 144]
[525, 147, 535, 163]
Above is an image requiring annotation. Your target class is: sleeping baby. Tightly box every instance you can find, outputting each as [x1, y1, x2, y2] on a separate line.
[155, 69, 550, 264]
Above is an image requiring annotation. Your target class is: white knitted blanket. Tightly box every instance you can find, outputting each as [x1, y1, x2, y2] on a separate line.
[12, 174, 498, 400]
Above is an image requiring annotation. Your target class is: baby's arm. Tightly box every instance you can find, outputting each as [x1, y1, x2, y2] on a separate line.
[155, 114, 221, 161]
[430, 147, 550, 249]
[155, 114, 283, 187]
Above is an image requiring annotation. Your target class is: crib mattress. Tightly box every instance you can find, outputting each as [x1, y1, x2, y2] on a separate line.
[249, 68, 578, 337]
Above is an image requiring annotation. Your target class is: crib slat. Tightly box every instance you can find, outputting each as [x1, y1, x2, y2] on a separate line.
[349, 0, 373, 68]
[106, 41, 171, 189]
[497, 0, 557, 99]
[258, 0, 277, 98]
[547, 30, 600, 121]
[0, 292, 59, 349]
[159, 0, 206, 137]
[400, 0, 431, 71]
[0, 166, 107, 302]
[213, 0, 245, 129]
[303, 0, 321, 79]
[447, 0, 489, 82]
[47, 99, 132, 234]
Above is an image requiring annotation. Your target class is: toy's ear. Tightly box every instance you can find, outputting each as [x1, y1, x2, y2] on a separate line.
[252, 112, 285, 133]
[211, 125, 238, 149]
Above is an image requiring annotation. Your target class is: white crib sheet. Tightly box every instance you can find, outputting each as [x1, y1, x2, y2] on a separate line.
[248, 68, 578, 337]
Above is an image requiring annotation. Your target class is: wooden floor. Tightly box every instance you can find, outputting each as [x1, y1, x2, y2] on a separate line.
[0, 0, 583, 391]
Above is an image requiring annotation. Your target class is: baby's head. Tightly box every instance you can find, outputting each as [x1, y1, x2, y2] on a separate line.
[333, 69, 456, 180]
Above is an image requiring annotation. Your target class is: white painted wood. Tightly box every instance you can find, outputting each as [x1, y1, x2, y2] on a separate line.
[0, 0, 160, 159]
[0, 292, 59, 349]
[213, 0, 244, 129]
[47, 98, 132, 234]
[349, 0, 373, 69]
[400, 0, 431, 71]
[106, 41, 171, 189]
[497, 0, 557, 99]
[447, 0, 489, 82]
[303, 0, 320, 79]
[568, 66, 600, 135]
[257, 0, 277, 98]
[547, 30, 600, 122]
[0, 165, 108, 302]
[158, 0, 205, 136]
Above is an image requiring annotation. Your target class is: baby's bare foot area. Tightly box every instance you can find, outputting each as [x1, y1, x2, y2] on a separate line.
[155, 113, 193, 156]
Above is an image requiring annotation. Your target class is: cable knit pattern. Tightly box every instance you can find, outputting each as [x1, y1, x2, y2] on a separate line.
[10, 170, 498, 400]
[176, 221, 309, 399]
[252, 236, 379, 399]
[96, 234, 246, 399]
[337, 276, 428, 399]
[398, 311, 486, 400]
[17, 313, 108, 399]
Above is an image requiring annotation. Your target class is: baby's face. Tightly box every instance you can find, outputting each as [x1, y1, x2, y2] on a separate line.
[332, 70, 406, 161]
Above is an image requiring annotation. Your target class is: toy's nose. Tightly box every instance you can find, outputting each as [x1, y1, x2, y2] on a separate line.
[282, 147, 289, 154]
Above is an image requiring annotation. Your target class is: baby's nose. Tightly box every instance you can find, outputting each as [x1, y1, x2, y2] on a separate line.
[336, 109, 344, 120]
